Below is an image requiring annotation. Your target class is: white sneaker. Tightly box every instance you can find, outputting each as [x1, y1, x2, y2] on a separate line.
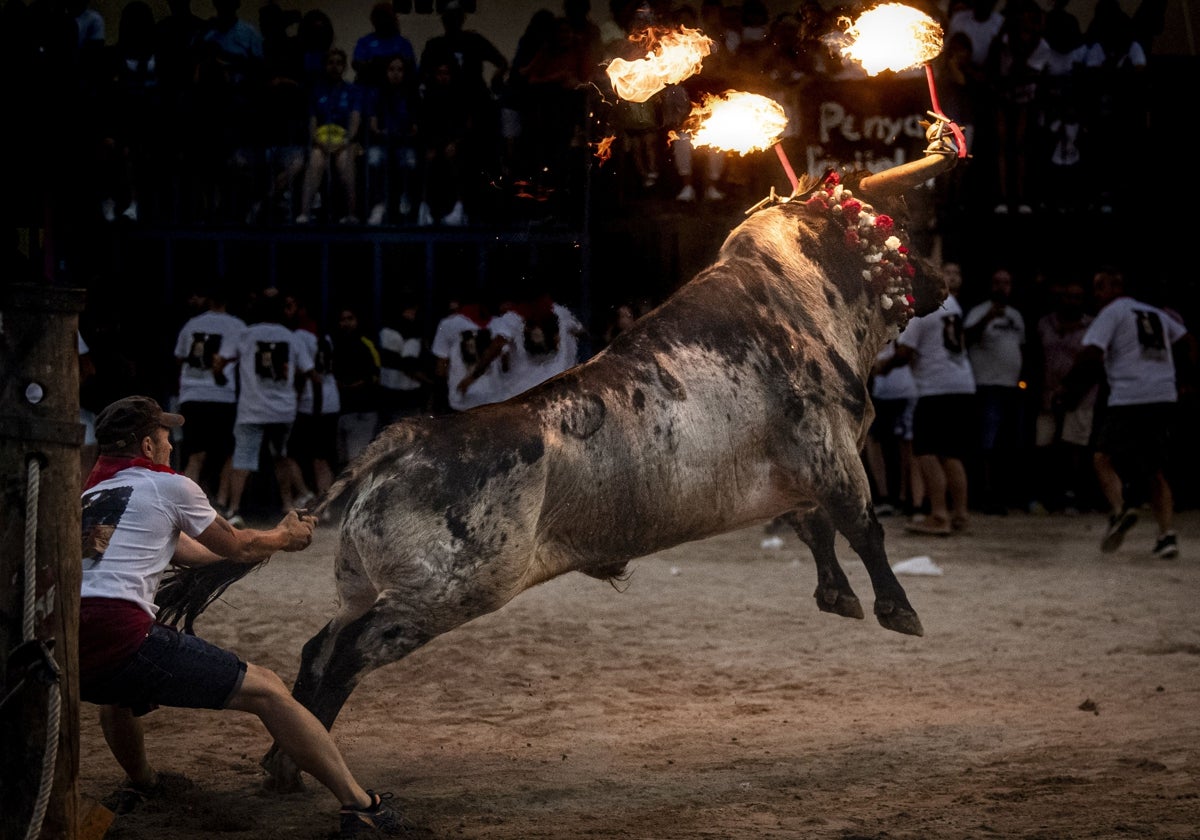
[295, 213, 311, 224]
[675, 184, 696, 202]
[122, 200, 139, 221]
[101, 199, 116, 222]
[441, 201, 467, 226]
[398, 194, 412, 216]
[704, 185, 725, 201]
[367, 203, 385, 226]
[417, 202, 434, 227]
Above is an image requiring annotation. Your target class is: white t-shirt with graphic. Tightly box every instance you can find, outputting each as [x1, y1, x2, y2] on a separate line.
[222, 322, 315, 424]
[81, 467, 217, 617]
[174, 310, 246, 404]
[431, 312, 514, 411]
[494, 303, 585, 400]
[1083, 296, 1187, 406]
[378, 325, 424, 393]
[295, 330, 341, 416]
[897, 296, 976, 397]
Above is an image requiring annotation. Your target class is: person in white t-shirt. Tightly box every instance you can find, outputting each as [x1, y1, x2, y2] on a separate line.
[492, 294, 587, 401]
[214, 290, 315, 524]
[865, 340, 923, 517]
[1070, 266, 1190, 557]
[172, 282, 246, 509]
[890, 262, 976, 536]
[963, 267, 1026, 513]
[288, 327, 338, 506]
[430, 298, 512, 412]
[78, 395, 403, 835]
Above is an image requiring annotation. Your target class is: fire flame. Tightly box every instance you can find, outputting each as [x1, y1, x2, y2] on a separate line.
[594, 135, 615, 163]
[605, 26, 713, 103]
[833, 3, 943, 75]
[686, 91, 789, 155]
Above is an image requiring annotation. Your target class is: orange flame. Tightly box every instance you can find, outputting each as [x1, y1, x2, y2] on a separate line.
[833, 3, 943, 75]
[605, 26, 713, 103]
[686, 91, 789, 155]
[594, 135, 615, 163]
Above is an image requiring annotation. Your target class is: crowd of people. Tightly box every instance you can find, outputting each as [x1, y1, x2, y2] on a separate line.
[153, 276, 590, 523]
[4, 0, 1167, 232]
[864, 261, 1195, 559]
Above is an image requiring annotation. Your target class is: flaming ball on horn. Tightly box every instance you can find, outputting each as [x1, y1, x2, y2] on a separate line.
[829, 3, 968, 159]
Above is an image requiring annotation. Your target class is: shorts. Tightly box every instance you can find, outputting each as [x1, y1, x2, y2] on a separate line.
[81, 624, 246, 717]
[232, 422, 292, 471]
[289, 412, 339, 465]
[179, 401, 236, 461]
[869, 397, 915, 441]
[1034, 407, 1093, 448]
[912, 393, 976, 460]
[1093, 402, 1175, 469]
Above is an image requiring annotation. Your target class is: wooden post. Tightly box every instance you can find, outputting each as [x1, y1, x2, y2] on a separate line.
[1, 283, 86, 840]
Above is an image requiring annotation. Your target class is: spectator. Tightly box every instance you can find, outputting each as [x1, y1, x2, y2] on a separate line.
[866, 339, 923, 517]
[296, 47, 363, 225]
[963, 266, 1027, 513]
[364, 55, 420, 226]
[983, 0, 1044, 214]
[172, 279, 245, 510]
[892, 261, 976, 536]
[377, 297, 430, 425]
[1028, 276, 1095, 513]
[214, 290, 314, 525]
[331, 307, 381, 463]
[351, 1, 415, 90]
[493, 286, 587, 400]
[288, 324, 338, 506]
[1066, 266, 1190, 557]
[416, 58, 477, 226]
[418, 0, 508, 99]
[430, 292, 510, 412]
[78, 395, 403, 837]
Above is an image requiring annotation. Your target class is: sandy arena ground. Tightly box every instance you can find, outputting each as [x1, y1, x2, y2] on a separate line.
[78, 508, 1200, 839]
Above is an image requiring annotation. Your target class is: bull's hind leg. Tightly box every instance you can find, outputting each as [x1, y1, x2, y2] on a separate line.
[782, 509, 864, 621]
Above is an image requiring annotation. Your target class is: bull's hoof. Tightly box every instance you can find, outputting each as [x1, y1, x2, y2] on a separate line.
[874, 601, 924, 636]
[814, 587, 864, 620]
[260, 745, 305, 793]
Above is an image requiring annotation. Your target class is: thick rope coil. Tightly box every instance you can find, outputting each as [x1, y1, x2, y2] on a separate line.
[22, 456, 60, 840]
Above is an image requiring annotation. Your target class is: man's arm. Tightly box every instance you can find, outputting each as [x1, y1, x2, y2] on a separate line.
[191, 510, 316, 566]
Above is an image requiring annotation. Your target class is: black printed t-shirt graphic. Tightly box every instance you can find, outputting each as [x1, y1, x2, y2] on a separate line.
[185, 332, 225, 371]
[255, 341, 291, 382]
[81, 485, 134, 566]
[459, 328, 492, 365]
[1133, 309, 1166, 356]
[942, 313, 965, 354]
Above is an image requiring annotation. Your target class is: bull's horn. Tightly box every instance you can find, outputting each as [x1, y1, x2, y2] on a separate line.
[858, 151, 957, 198]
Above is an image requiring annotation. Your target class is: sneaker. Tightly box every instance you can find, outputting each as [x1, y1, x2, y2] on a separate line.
[340, 791, 405, 837]
[101, 198, 116, 222]
[993, 203, 1009, 215]
[873, 501, 895, 517]
[367, 203, 386, 226]
[339, 214, 360, 225]
[704, 184, 725, 201]
[293, 491, 316, 511]
[1152, 532, 1178, 559]
[398, 194, 412, 216]
[675, 184, 696, 202]
[1016, 203, 1033, 215]
[295, 213, 311, 225]
[441, 201, 467, 226]
[122, 200, 139, 222]
[223, 509, 246, 529]
[417, 202, 434, 227]
[1101, 507, 1138, 553]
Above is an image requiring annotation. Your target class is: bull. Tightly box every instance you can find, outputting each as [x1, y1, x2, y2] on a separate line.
[230, 145, 958, 789]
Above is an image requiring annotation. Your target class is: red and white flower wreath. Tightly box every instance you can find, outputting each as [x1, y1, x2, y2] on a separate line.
[803, 172, 916, 324]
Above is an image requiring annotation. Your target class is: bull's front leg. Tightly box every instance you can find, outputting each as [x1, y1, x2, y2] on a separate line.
[814, 447, 924, 637]
[781, 509, 864, 621]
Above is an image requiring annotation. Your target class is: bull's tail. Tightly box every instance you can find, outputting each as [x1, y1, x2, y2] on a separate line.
[310, 420, 424, 521]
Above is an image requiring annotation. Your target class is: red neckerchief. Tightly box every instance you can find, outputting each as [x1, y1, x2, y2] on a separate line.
[456, 304, 490, 328]
[84, 456, 178, 491]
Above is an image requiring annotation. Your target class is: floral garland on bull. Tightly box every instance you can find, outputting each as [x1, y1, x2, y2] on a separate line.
[800, 171, 916, 326]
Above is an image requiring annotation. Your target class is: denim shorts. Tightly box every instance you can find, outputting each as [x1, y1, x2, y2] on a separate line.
[81, 624, 246, 717]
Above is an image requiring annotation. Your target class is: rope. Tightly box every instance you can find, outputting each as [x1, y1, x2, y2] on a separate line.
[22, 455, 60, 840]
